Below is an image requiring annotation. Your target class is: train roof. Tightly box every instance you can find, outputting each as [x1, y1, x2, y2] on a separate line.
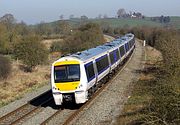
[68, 33, 134, 62]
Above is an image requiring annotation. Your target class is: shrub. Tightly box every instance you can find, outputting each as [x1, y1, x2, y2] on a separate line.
[0, 24, 9, 54]
[62, 22, 105, 54]
[14, 38, 48, 72]
[0, 55, 11, 79]
[50, 41, 62, 52]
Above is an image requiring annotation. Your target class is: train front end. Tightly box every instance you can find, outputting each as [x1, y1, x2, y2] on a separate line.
[51, 57, 88, 105]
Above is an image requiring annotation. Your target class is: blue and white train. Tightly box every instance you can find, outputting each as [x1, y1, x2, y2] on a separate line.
[51, 33, 135, 105]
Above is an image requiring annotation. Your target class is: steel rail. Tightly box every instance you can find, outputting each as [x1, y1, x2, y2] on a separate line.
[0, 90, 52, 125]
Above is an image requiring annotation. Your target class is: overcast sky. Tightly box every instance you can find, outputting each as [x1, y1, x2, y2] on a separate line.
[0, 0, 180, 24]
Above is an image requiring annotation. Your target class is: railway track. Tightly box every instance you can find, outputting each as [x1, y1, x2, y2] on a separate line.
[0, 90, 52, 125]
[41, 48, 135, 125]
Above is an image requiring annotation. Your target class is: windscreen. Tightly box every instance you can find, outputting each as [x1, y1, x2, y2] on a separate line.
[54, 64, 80, 83]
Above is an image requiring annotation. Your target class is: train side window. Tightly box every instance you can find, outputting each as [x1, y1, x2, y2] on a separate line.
[116, 49, 120, 60]
[96, 55, 109, 74]
[125, 43, 129, 52]
[131, 39, 134, 46]
[110, 51, 115, 65]
[128, 41, 131, 49]
[129, 40, 132, 48]
[119, 46, 125, 57]
[131, 40, 133, 47]
[85, 62, 95, 82]
[132, 39, 134, 46]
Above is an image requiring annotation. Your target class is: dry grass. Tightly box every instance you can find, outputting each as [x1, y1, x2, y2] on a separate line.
[0, 39, 62, 107]
[145, 45, 162, 64]
[42, 39, 63, 49]
[0, 60, 50, 107]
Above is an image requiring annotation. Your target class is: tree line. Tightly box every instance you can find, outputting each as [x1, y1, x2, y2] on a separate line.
[151, 15, 171, 23]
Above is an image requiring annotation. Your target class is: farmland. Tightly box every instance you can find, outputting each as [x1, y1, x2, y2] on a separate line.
[45, 16, 180, 30]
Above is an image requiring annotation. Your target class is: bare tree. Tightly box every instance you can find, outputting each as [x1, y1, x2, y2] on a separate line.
[0, 13, 16, 24]
[103, 14, 108, 19]
[129, 11, 133, 16]
[117, 8, 126, 18]
[60, 15, 64, 20]
[69, 14, 74, 19]
[0, 13, 16, 30]
[98, 14, 102, 19]
[59, 21, 71, 35]
[81, 15, 88, 20]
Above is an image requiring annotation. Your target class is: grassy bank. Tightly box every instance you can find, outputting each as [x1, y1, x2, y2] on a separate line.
[115, 45, 163, 124]
[115, 29, 180, 124]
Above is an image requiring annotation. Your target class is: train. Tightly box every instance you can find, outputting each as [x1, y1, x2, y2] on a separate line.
[51, 33, 135, 105]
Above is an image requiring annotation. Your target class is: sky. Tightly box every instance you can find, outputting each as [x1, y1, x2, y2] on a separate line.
[0, 0, 180, 24]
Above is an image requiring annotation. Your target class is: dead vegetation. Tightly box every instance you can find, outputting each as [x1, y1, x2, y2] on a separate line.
[0, 60, 50, 107]
[115, 28, 180, 125]
[0, 38, 61, 107]
[115, 44, 163, 125]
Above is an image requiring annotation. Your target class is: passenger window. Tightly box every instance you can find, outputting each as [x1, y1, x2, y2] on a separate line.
[116, 49, 120, 60]
[125, 43, 129, 52]
[96, 55, 109, 74]
[110, 52, 115, 65]
[85, 62, 95, 82]
[119, 46, 125, 57]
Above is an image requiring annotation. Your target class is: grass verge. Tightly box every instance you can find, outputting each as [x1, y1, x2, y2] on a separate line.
[115, 45, 163, 125]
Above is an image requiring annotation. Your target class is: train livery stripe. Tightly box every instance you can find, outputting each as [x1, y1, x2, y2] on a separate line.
[54, 60, 79, 66]
[55, 81, 80, 91]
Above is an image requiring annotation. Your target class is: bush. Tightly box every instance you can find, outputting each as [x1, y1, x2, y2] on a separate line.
[0, 55, 11, 79]
[0, 24, 9, 54]
[14, 38, 48, 72]
[62, 22, 105, 54]
[50, 41, 62, 52]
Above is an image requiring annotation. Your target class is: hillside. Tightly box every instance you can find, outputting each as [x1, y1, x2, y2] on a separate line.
[43, 16, 180, 29]
[90, 18, 162, 28]
[169, 16, 180, 29]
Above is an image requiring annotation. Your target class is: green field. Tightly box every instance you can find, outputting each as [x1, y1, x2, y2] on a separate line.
[41, 16, 180, 30]
[168, 16, 180, 29]
[71, 16, 180, 29]
[90, 18, 163, 28]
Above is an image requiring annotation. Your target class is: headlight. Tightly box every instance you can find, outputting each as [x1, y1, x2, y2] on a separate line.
[52, 86, 59, 90]
[78, 84, 83, 88]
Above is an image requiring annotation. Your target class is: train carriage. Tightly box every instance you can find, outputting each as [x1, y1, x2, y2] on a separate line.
[51, 33, 135, 105]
